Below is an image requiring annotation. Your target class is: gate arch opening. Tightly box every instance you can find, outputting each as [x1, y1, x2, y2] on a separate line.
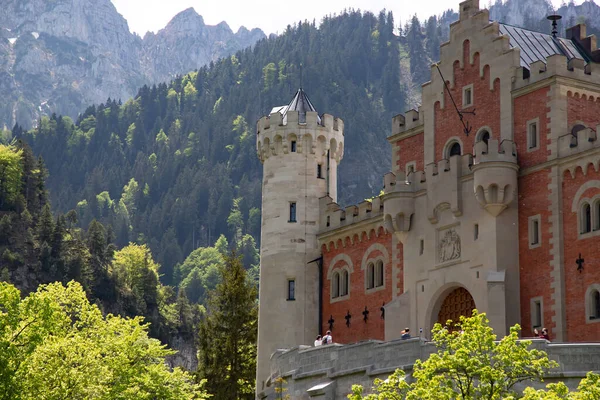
[437, 287, 475, 327]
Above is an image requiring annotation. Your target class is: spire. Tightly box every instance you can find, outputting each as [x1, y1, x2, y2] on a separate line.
[282, 88, 321, 124]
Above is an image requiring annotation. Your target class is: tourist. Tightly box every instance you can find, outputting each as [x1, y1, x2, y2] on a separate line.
[314, 335, 322, 346]
[322, 330, 332, 344]
[534, 327, 550, 341]
[401, 328, 411, 340]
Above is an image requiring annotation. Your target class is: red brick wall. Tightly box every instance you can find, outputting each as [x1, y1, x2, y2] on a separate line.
[518, 170, 555, 339]
[561, 166, 600, 342]
[321, 227, 394, 344]
[395, 132, 424, 173]
[513, 87, 550, 169]
[567, 91, 600, 128]
[434, 41, 501, 161]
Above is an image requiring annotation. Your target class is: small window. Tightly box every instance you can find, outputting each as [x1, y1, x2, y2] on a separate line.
[581, 202, 591, 234]
[528, 121, 538, 150]
[332, 272, 340, 298]
[474, 224, 479, 241]
[419, 239, 424, 256]
[287, 279, 295, 300]
[367, 263, 375, 290]
[289, 202, 297, 223]
[463, 85, 473, 107]
[529, 215, 541, 248]
[593, 290, 600, 319]
[341, 270, 349, 296]
[594, 200, 600, 231]
[375, 260, 384, 287]
[317, 163, 323, 179]
[449, 142, 461, 157]
[532, 299, 542, 328]
[405, 161, 416, 176]
[326, 215, 330, 227]
[290, 140, 297, 152]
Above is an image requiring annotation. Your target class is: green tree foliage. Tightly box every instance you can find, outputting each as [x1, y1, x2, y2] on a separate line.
[0, 144, 23, 210]
[197, 252, 258, 399]
[0, 280, 207, 400]
[519, 372, 600, 399]
[349, 311, 562, 400]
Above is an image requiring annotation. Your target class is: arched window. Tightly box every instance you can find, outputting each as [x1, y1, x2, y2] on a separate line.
[581, 202, 592, 234]
[591, 289, 600, 320]
[477, 130, 490, 144]
[341, 270, 349, 296]
[367, 262, 375, 289]
[448, 142, 462, 158]
[332, 272, 340, 298]
[375, 260, 384, 287]
[594, 199, 600, 231]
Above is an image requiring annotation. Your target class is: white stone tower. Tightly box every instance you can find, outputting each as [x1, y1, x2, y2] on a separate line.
[255, 89, 344, 391]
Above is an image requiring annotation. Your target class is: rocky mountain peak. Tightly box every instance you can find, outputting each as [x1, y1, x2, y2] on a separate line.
[165, 7, 206, 32]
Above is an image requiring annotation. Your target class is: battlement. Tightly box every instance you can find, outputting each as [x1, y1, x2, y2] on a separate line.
[318, 195, 383, 233]
[256, 110, 344, 163]
[557, 125, 599, 158]
[391, 106, 424, 136]
[473, 139, 517, 165]
[515, 53, 600, 90]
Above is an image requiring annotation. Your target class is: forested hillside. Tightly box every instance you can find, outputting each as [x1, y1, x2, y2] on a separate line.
[10, 1, 600, 293]
[0, 141, 201, 368]
[13, 10, 413, 288]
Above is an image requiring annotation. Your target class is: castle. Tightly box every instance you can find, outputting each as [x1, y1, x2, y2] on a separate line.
[256, 0, 600, 393]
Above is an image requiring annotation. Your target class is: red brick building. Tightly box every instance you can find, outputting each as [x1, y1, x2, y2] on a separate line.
[318, 0, 600, 344]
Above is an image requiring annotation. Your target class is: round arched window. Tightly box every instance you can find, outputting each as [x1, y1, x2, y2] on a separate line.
[449, 142, 462, 157]
[478, 130, 490, 144]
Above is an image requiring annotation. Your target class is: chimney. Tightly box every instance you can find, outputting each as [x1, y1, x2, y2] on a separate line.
[459, 0, 480, 21]
[566, 23, 600, 63]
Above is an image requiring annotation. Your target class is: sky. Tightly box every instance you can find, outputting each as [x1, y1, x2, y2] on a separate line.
[111, 0, 573, 36]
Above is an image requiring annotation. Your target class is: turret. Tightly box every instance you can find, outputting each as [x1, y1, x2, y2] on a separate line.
[255, 89, 344, 394]
[382, 171, 415, 243]
[472, 139, 518, 216]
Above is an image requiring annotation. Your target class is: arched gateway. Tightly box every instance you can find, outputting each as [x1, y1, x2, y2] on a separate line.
[437, 287, 475, 326]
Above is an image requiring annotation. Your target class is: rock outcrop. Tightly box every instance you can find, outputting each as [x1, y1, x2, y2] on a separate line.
[0, 0, 264, 129]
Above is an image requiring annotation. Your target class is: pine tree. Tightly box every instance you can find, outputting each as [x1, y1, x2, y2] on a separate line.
[197, 252, 258, 399]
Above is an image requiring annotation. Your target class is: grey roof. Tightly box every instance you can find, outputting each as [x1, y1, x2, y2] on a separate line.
[270, 88, 321, 124]
[498, 23, 586, 68]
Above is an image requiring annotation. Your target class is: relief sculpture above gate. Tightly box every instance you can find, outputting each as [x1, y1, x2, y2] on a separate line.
[438, 227, 461, 263]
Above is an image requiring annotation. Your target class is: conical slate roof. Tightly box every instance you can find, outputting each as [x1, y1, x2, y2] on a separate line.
[270, 88, 321, 125]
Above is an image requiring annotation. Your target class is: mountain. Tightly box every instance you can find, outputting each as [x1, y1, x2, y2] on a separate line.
[11, 0, 600, 288]
[0, 0, 265, 129]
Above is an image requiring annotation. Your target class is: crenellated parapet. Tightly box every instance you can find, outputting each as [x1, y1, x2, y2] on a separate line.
[256, 110, 345, 163]
[557, 125, 599, 158]
[425, 154, 472, 223]
[472, 139, 518, 217]
[318, 196, 386, 250]
[391, 107, 424, 136]
[514, 53, 600, 90]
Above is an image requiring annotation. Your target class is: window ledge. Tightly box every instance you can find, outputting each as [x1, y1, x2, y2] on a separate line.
[586, 316, 600, 324]
[529, 242, 541, 250]
[330, 294, 350, 304]
[287, 298, 295, 301]
[288, 220, 297, 223]
[366, 285, 386, 294]
[578, 229, 600, 240]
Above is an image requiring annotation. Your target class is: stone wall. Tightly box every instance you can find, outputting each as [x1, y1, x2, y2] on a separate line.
[258, 338, 600, 399]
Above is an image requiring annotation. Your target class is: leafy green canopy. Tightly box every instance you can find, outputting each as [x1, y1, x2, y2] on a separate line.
[0, 280, 208, 400]
[197, 252, 258, 399]
[348, 311, 599, 400]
